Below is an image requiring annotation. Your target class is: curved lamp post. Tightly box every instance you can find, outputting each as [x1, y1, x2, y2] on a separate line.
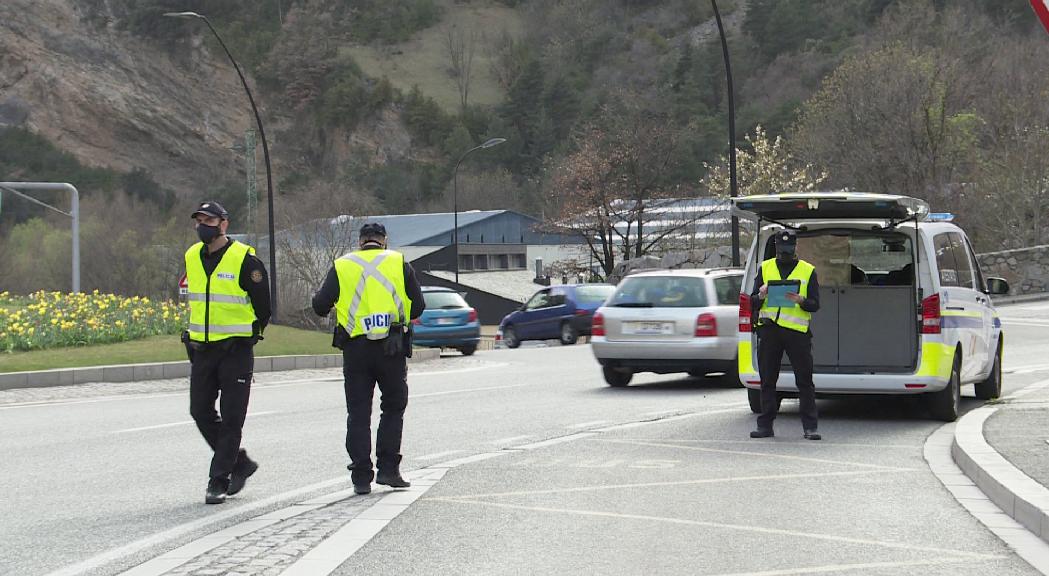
[163, 11, 279, 315]
[710, 0, 740, 266]
[453, 137, 506, 283]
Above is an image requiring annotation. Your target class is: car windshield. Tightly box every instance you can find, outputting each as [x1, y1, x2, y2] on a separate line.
[422, 291, 468, 309]
[573, 285, 614, 304]
[608, 276, 708, 308]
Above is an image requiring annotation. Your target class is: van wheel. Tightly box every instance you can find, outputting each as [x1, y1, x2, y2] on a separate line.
[929, 353, 961, 422]
[560, 322, 579, 345]
[974, 344, 1002, 400]
[503, 326, 520, 349]
[460, 345, 476, 356]
[747, 388, 761, 413]
[603, 366, 632, 387]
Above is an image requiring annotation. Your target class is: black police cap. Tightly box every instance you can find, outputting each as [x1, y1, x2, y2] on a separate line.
[360, 222, 387, 237]
[191, 201, 229, 220]
[776, 229, 797, 247]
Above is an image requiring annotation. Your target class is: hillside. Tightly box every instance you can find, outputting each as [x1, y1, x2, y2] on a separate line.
[2, 0, 1048, 300]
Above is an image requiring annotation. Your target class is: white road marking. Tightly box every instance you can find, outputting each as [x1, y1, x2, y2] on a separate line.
[426, 498, 1000, 560]
[491, 435, 533, 445]
[595, 409, 739, 432]
[697, 557, 1004, 576]
[410, 362, 508, 376]
[112, 411, 280, 434]
[410, 383, 528, 399]
[438, 468, 915, 500]
[600, 438, 910, 471]
[567, 420, 608, 429]
[514, 433, 596, 450]
[414, 450, 466, 461]
[641, 409, 679, 417]
[280, 469, 448, 576]
[43, 475, 352, 576]
[623, 438, 917, 450]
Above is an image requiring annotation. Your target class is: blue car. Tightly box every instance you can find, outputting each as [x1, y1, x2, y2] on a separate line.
[498, 284, 615, 348]
[412, 286, 482, 355]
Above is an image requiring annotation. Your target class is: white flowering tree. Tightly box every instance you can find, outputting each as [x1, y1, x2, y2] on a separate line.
[702, 126, 827, 198]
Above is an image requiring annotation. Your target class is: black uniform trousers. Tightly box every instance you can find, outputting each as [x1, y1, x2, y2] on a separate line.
[342, 337, 408, 484]
[189, 340, 254, 480]
[756, 322, 818, 431]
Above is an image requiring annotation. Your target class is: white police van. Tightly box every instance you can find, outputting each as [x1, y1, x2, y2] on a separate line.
[732, 192, 1010, 421]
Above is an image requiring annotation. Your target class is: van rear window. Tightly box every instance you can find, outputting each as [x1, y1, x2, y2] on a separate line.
[782, 233, 914, 286]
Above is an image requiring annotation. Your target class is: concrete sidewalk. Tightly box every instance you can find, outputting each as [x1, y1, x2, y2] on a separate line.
[953, 380, 1049, 549]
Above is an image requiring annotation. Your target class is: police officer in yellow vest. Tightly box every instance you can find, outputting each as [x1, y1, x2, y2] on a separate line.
[749, 229, 822, 440]
[312, 223, 424, 495]
[184, 201, 270, 504]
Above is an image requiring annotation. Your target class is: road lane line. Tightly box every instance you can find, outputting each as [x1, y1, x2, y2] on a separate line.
[696, 557, 1006, 576]
[409, 383, 528, 398]
[621, 438, 917, 450]
[594, 409, 739, 432]
[43, 475, 352, 576]
[436, 468, 915, 500]
[491, 435, 533, 445]
[414, 450, 466, 461]
[112, 411, 280, 434]
[600, 438, 910, 471]
[567, 420, 608, 429]
[425, 498, 1000, 560]
[641, 409, 679, 417]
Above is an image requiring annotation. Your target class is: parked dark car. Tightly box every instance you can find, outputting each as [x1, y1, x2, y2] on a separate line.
[498, 284, 615, 348]
[412, 286, 481, 355]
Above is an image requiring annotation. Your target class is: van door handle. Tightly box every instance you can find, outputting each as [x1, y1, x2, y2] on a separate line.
[945, 306, 965, 310]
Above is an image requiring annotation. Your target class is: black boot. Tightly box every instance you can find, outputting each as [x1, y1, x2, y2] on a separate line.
[749, 428, 774, 438]
[205, 477, 229, 505]
[376, 471, 411, 489]
[804, 429, 822, 441]
[228, 450, 258, 496]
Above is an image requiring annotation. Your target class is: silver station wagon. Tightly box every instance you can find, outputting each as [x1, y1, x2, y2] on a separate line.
[590, 269, 743, 386]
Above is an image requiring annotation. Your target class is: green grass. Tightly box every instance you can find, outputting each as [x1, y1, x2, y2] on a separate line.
[0, 325, 335, 373]
[343, 0, 522, 112]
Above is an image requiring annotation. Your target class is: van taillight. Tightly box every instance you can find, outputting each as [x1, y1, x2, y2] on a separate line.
[696, 313, 717, 337]
[922, 294, 941, 334]
[592, 311, 605, 337]
[739, 293, 752, 333]
[467, 308, 478, 322]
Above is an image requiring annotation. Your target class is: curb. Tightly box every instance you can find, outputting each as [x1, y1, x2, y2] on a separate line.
[953, 385, 1049, 546]
[0, 348, 441, 391]
[993, 292, 1049, 305]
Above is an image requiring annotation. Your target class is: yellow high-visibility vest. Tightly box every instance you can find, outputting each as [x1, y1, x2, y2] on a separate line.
[185, 241, 256, 342]
[759, 258, 814, 333]
[334, 249, 412, 339]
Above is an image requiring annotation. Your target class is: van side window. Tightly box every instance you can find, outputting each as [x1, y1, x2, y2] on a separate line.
[965, 237, 986, 292]
[714, 275, 743, 305]
[948, 233, 974, 289]
[934, 233, 961, 287]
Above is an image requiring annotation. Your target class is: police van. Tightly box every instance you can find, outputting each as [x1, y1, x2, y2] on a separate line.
[732, 192, 1010, 421]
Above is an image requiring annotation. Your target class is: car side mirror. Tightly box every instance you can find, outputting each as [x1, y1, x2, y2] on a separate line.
[985, 277, 1010, 295]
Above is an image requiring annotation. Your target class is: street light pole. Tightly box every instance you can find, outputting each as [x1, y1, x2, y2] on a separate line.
[164, 12, 279, 315]
[453, 137, 507, 283]
[710, 0, 740, 267]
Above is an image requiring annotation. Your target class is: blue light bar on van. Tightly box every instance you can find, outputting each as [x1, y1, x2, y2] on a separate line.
[927, 212, 955, 222]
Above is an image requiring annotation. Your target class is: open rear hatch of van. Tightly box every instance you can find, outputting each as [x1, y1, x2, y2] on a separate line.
[732, 192, 929, 222]
[734, 193, 925, 374]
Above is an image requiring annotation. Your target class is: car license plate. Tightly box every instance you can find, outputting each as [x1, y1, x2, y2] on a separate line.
[623, 321, 673, 335]
[436, 317, 457, 325]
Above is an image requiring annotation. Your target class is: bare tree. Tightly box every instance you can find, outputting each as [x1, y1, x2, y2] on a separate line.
[275, 180, 380, 327]
[444, 24, 479, 110]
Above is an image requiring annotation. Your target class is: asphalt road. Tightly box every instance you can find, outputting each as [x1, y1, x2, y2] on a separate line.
[3, 301, 1049, 576]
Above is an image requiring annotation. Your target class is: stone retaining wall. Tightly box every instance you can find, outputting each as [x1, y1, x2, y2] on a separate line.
[978, 245, 1049, 295]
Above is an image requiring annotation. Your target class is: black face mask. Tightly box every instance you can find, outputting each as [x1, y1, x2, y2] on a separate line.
[197, 223, 222, 244]
[776, 251, 796, 264]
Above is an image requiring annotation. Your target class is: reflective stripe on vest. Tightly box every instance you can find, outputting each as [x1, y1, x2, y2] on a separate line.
[758, 258, 814, 333]
[334, 249, 412, 340]
[185, 241, 257, 342]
